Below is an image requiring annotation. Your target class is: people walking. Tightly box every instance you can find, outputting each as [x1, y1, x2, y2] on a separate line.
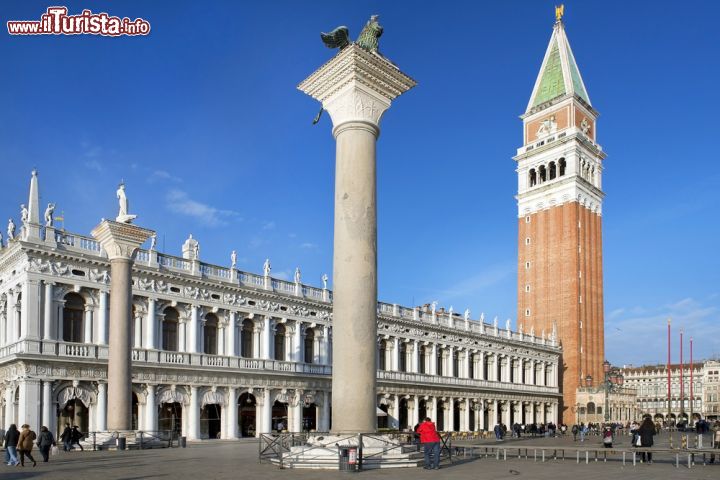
[416, 417, 441, 470]
[709, 420, 720, 464]
[602, 426, 613, 448]
[59, 424, 72, 451]
[70, 425, 85, 451]
[637, 416, 656, 464]
[36, 426, 55, 462]
[571, 424, 579, 441]
[3, 424, 20, 466]
[17, 424, 37, 467]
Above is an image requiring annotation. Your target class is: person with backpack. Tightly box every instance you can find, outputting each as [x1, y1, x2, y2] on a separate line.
[36, 426, 56, 462]
[17, 424, 37, 467]
[571, 424, 579, 441]
[417, 417, 441, 470]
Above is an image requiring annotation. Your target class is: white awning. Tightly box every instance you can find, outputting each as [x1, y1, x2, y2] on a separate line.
[376, 407, 387, 417]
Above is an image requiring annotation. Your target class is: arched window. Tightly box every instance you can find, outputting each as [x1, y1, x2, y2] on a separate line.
[378, 340, 387, 371]
[549, 161, 557, 180]
[204, 313, 218, 355]
[529, 169, 537, 187]
[399, 342, 407, 372]
[559, 158, 566, 176]
[304, 328, 315, 364]
[241, 319, 254, 358]
[538, 165, 547, 183]
[162, 307, 179, 352]
[274, 324, 286, 361]
[587, 402, 596, 414]
[62, 293, 84, 343]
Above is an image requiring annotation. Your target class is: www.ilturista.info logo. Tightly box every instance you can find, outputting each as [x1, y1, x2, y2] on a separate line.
[7, 6, 150, 36]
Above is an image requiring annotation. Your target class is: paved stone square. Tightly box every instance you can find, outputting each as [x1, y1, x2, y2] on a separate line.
[2, 433, 718, 480]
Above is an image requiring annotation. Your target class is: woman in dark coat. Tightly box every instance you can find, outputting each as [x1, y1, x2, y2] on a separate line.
[637, 417, 656, 464]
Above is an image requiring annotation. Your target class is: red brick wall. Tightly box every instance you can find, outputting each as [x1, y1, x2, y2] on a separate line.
[518, 202, 604, 424]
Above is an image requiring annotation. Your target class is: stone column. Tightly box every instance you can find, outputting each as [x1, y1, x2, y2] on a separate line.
[448, 346, 455, 377]
[4, 385, 14, 427]
[91, 220, 153, 431]
[97, 290, 108, 345]
[178, 319, 187, 353]
[391, 338, 400, 371]
[260, 317, 273, 360]
[145, 298, 156, 349]
[411, 340, 419, 373]
[293, 321, 303, 363]
[299, 44, 415, 434]
[319, 391, 330, 432]
[430, 397, 438, 424]
[291, 395, 303, 433]
[226, 387, 238, 439]
[446, 398, 454, 432]
[479, 401, 486, 430]
[188, 305, 199, 354]
[18, 379, 41, 432]
[412, 395, 420, 427]
[431, 344, 438, 375]
[97, 382, 108, 432]
[43, 282, 54, 340]
[42, 380, 53, 428]
[464, 398, 471, 431]
[188, 386, 200, 440]
[261, 389, 272, 434]
[6, 290, 16, 343]
[144, 384, 155, 432]
[83, 304, 94, 344]
[21, 279, 42, 340]
[227, 312, 237, 357]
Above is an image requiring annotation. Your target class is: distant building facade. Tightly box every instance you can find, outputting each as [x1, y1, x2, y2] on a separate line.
[620, 362, 720, 422]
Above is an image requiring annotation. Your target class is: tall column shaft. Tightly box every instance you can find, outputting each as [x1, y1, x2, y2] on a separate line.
[188, 386, 199, 440]
[42, 380, 53, 428]
[226, 387, 238, 439]
[145, 385, 156, 432]
[330, 121, 378, 433]
[188, 306, 199, 354]
[107, 258, 133, 430]
[97, 382, 108, 432]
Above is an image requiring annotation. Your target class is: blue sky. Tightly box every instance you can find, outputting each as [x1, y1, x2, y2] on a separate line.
[1, 1, 718, 366]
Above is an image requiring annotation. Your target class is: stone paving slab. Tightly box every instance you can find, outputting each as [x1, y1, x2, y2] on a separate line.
[1, 435, 718, 480]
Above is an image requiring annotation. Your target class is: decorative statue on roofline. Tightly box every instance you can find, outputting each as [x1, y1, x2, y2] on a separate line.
[320, 15, 383, 53]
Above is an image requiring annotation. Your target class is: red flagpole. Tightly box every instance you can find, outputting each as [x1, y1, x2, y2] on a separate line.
[667, 318, 671, 416]
[680, 330, 684, 417]
[690, 337, 694, 421]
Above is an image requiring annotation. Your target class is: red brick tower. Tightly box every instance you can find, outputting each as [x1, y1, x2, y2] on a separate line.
[514, 10, 606, 424]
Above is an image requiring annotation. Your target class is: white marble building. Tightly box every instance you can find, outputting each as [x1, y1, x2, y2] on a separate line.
[0, 173, 560, 440]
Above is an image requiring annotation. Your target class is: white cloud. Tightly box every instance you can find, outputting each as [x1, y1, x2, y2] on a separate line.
[165, 189, 240, 227]
[299, 242, 317, 249]
[262, 221, 276, 230]
[148, 170, 182, 184]
[84, 159, 103, 172]
[432, 261, 516, 303]
[274, 270, 290, 281]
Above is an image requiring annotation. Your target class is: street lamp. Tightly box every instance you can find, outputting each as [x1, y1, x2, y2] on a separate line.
[603, 360, 624, 423]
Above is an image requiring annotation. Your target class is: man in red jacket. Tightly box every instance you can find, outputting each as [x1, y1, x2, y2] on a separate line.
[416, 417, 441, 469]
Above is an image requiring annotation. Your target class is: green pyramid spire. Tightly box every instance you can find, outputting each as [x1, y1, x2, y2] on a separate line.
[527, 19, 590, 113]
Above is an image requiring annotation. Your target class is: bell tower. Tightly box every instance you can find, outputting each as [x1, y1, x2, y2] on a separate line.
[514, 8, 606, 424]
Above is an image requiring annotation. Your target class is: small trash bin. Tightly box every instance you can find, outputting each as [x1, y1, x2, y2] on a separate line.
[338, 446, 358, 472]
[180, 436, 187, 448]
[116, 437, 126, 450]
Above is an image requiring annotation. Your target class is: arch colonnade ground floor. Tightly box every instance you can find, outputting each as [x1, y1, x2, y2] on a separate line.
[1, 377, 559, 439]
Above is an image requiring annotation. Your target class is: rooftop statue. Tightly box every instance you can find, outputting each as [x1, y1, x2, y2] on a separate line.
[320, 15, 383, 53]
